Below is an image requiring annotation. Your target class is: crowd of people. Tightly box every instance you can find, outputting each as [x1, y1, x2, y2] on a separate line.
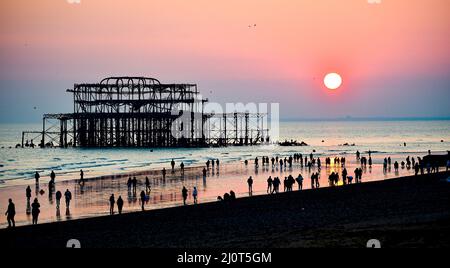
[4, 151, 449, 228]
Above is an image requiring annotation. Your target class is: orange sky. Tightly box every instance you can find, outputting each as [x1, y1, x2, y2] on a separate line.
[1, 0, 449, 120]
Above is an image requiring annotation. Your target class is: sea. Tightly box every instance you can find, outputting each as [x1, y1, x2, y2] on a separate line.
[1, 120, 449, 187]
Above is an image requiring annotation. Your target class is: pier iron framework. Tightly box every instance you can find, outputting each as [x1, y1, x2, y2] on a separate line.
[22, 77, 269, 148]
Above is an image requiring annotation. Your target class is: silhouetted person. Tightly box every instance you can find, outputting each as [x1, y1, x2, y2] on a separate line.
[26, 185, 32, 202]
[348, 175, 354, 184]
[50, 170, 56, 183]
[182, 186, 188, 205]
[64, 189, 72, 208]
[145, 177, 151, 192]
[272, 177, 281, 194]
[127, 177, 132, 192]
[315, 172, 320, 188]
[34, 171, 40, 184]
[162, 168, 167, 180]
[171, 159, 176, 172]
[230, 190, 236, 200]
[203, 167, 207, 178]
[79, 169, 85, 185]
[140, 190, 146, 211]
[267, 176, 273, 193]
[193, 187, 198, 204]
[296, 174, 303, 190]
[180, 162, 185, 174]
[342, 168, 348, 185]
[55, 190, 62, 209]
[247, 176, 253, 195]
[414, 163, 420, 176]
[5, 199, 15, 228]
[117, 196, 124, 214]
[31, 198, 40, 225]
[216, 159, 220, 169]
[109, 194, 115, 215]
[394, 161, 399, 172]
[132, 177, 138, 193]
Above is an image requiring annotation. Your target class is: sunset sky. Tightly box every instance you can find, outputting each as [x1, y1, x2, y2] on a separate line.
[0, 0, 449, 122]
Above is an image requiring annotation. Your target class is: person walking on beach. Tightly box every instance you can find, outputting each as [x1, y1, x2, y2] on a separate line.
[64, 189, 72, 208]
[193, 187, 198, 204]
[315, 173, 320, 188]
[127, 177, 132, 192]
[394, 161, 399, 172]
[132, 177, 138, 193]
[34, 171, 40, 184]
[50, 170, 56, 183]
[55, 190, 62, 209]
[296, 174, 303, 190]
[5, 199, 16, 228]
[140, 190, 146, 211]
[288, 175, 295, 192]
[267, 176, 273, 194]
[180, 162, 185, 175]
[171, 159, 176, 173]
[26, 185, 32, 202]
[273, 177, 281, 194]
[182, 186, 188, 205]
[109, 194, 115, 215]
[162, 168, 167, 180]
[203, 167, 207, 178]
[117, 196, 124, 214]
[31, 198, 40, 225]
[145, 177, 151, 192]
[79, 169, 85, 185]
[247, 176, 254, 195]
[342, 168, 348, 185]
[216, 159, 220, 169]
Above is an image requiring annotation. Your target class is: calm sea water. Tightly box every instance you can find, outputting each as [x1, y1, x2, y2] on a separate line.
[0, 120, 449, 186]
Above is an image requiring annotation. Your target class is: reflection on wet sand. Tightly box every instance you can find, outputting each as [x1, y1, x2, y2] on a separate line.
[0, 153, 433, 228]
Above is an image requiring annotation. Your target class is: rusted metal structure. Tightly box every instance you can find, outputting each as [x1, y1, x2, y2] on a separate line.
[22, 77, 269, 148]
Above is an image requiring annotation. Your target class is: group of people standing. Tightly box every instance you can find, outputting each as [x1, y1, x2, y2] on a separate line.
[5, 170, 74, 228]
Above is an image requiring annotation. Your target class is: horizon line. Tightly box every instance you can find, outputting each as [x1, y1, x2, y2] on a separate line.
[279, 116, 450, 122]
[1, 116, 450, 125]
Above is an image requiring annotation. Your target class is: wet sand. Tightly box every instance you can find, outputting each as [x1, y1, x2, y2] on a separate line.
[2, 172, 450, 248]
[0, 153, 420, 228]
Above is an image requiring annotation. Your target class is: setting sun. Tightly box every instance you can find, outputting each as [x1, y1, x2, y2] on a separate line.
[324, 73, 343, 90]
